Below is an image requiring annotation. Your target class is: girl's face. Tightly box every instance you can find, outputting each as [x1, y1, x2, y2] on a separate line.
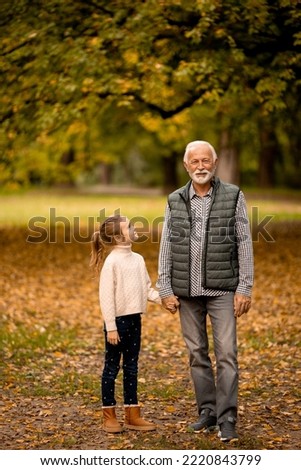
[119, 218, 139, 244]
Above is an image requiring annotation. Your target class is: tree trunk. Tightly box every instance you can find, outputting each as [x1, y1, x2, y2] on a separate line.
[59, 147, 76, 186]
[162, 153, 179, 194]
[216, 130, 240, 185]
[288, 132, 301, 188]
[99, 163, 114, 185]
[258, 126, 278, 187]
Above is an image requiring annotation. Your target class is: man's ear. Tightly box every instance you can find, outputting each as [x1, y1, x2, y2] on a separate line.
[183, 160, 188, 172]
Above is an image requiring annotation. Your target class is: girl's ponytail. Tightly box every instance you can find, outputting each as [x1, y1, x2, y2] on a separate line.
[90, 230, 105, 272]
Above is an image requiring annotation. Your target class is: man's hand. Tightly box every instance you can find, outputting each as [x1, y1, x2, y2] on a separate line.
[234, 294, 251, 318]
[162, 295, 180, 314]
[107, 330, 120, 345]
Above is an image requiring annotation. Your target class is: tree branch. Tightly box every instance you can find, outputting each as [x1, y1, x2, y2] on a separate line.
[0, 109, 14, 124]
[1, 36, 37, 57]
[96, 90, 202, 119]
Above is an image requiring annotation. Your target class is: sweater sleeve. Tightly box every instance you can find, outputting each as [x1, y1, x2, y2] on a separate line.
[99, 262, 117, 331]
[144, 264, 162, 305]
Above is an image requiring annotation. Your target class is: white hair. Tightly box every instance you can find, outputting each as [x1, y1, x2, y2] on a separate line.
[183, 140, 217, 163]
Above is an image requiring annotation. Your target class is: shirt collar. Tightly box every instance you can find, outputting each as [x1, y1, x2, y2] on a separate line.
[189, 182, 214, 200]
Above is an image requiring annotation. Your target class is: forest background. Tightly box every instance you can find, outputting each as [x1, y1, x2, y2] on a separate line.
[0, 0, 301, 451]
[1, 0, 301, 191]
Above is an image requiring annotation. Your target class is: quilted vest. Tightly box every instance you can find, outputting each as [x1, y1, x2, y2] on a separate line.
[167, 177, 240, 297]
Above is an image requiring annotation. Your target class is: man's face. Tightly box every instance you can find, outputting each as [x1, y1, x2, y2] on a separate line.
[184, 144, 218, 185]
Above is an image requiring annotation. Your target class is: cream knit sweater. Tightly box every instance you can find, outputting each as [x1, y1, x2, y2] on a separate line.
[99, 245, 161, 331]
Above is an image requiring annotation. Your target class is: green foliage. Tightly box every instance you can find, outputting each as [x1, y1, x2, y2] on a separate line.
[0, 0, 300, 187]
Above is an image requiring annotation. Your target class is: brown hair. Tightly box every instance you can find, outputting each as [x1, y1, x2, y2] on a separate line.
[90, 215, 125, 272]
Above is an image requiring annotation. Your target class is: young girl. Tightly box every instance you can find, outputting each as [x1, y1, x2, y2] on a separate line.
[90, 214, 162, 433]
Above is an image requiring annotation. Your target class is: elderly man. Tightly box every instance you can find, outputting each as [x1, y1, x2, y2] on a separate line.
[157, 140, 254, 442]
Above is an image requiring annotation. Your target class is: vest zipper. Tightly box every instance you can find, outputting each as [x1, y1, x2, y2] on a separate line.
[180, 193, 192, 297]
[202, 183, 217, 288]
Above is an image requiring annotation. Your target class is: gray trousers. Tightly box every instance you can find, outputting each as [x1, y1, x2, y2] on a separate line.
[179, 294, 238, 425]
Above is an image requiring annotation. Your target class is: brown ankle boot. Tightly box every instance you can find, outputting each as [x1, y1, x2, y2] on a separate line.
[102, 406, 123, 433]
[124, 405, 156, 431]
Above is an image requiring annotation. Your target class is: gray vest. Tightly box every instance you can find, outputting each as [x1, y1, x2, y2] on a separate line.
[168, 177, 240, 297]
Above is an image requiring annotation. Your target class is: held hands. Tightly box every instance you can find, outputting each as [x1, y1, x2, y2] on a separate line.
[162, 295, 180, 314]
[234, 293, 251, 318]
[107, 330, 120, 345]
[162, 293, 251, 317]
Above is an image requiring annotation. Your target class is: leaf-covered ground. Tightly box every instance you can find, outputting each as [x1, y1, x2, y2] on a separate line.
[0, 223, 300, 450]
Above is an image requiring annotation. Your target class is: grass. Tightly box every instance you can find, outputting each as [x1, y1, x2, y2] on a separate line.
[248, 200, 301, 221]
[0, 188, 166, 227]
[0, 320, 98, 398]
[0, 187, 300, 228]
[0, 321, 80, 359]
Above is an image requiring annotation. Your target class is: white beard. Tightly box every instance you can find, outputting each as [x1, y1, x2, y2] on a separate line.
[190, 168, 215, 185]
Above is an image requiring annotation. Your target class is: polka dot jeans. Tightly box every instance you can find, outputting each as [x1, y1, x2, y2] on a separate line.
[101, 313, 141, 407]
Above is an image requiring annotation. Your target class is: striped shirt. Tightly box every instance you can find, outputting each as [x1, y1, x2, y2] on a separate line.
[157, 183, 254, 298]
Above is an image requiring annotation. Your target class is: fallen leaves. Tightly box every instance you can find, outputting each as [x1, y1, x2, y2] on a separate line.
[0, 224, 301, 449]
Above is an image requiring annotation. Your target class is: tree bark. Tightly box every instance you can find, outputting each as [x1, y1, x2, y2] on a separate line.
[216, 129, 240, 185]
[258, 126, 278, 187]
[162, 153, 179, 194]
[59, 147, 76, 186]
[99, 163, 114, 185]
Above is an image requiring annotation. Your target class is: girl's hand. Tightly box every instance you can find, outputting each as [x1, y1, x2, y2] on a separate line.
[162, 295, 180, 314]
[107, 330, 120, 345]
